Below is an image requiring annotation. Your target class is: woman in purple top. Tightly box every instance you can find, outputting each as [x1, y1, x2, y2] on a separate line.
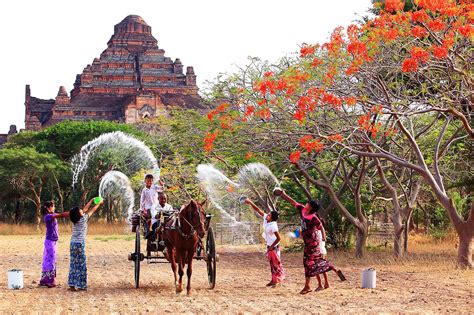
[275, 189, 346, 294]
[39, 201, 69, 288]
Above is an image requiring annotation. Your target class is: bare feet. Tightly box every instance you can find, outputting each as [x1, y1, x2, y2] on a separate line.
[266, 281, 275, 287]
[324, 283, 330, 289]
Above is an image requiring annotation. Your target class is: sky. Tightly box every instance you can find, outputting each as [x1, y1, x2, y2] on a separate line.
[0, 0, 372, 133]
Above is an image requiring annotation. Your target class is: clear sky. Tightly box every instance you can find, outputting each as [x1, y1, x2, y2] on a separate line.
[0, 0, 372, 133]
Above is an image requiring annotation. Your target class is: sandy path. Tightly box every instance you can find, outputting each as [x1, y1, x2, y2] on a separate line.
[0, 235, 472, 313]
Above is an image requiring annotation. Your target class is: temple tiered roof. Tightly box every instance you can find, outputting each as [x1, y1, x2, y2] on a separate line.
[25, 15, 203, 130]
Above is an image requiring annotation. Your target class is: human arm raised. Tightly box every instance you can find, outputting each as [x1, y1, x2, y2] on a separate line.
[279, 190, 299, 208]
[244, 198, 265, 217]
[84, 198, 103, 217]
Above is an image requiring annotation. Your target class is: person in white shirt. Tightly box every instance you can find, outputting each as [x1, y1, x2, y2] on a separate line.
[244, 198, 285, 287]
[140, 174, 163, 238]
[150, 193, 174, 241]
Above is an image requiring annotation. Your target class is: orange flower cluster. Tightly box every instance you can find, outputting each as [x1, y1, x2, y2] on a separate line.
[321, 92, 342, 109]
[410, 47, 430, 63]
[299, 135, 324, 153]
[402, 58, 418, 73]
[289, 150, 302, 164]
[433, 45, 448, 59]
[358, 106, 383, 138]
[428, 19, 447, 32]
[204, 131, 219, 152]
[207, 103, 229, 121]
[300, 45, 316, 58]
[411, 26, 427, 38]
[383, 0, 404, 13]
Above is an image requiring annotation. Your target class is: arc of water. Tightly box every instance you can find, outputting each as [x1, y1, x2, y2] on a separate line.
[71, 131, 160, 187]
[98, 170, 135, 222]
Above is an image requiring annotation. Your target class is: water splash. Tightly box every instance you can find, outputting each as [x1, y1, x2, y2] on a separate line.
[98, 171, 135, 221]
[71, 131, 159, 187]
[236, 163, 280, 212]
[196, 164, 242, 224]
[196, 163, 281, 244]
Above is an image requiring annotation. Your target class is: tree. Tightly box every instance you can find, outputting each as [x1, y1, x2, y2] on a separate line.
[207, 1, 473, 267]
[0, 147, 68, 228]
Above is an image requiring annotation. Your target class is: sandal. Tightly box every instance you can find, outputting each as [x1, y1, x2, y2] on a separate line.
[315, 286, 324, 292]
[337, 270, 346, 281]
[299, 287, 311, 294]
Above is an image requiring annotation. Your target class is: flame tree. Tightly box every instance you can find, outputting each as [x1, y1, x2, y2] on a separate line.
[206, 0, 473, 267]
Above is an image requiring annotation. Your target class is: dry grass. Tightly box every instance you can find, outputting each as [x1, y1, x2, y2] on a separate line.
[0, 221, 130, 235]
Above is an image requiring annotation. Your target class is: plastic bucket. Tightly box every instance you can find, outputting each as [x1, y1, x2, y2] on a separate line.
[361, 268, 376, 289]
[8, 269, 23, 290]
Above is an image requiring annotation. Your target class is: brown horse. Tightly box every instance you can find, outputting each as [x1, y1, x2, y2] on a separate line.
[163, 199, 205, 295]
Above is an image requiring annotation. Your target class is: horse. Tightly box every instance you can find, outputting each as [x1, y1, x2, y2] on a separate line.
[163, 199, 206, 295]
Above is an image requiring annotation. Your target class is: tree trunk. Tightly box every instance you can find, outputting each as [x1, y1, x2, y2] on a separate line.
[404, 208, 413, 253]
[14, 199, 21, 224]
[355, 223, 368, 258]
[458, 228, 473, 269]
[35, 204, 42, 231]
[392, 213, 404, 258]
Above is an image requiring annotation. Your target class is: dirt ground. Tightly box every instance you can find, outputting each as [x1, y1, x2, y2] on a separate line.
[0, 234, 472, 314]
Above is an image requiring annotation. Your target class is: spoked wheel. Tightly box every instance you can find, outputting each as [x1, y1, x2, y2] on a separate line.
[206, 227, 217, 289]
[134, 223, 141, 288]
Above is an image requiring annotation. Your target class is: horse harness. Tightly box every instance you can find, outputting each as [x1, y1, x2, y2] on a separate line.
[171, 203, 203, 240]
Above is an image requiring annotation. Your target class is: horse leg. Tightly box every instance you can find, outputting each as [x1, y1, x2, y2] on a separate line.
[168, 246, 178, 291]
[177, 251, 184, 293]
[186, 250, 194, 295]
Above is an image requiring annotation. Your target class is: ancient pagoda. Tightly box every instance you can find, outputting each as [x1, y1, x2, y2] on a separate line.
[25, 15, 203, 130]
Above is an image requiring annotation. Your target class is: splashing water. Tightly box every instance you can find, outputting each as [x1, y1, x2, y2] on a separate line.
[236, 163, 280, 212]
[71, 131, 159, 187]
[196, 164, 242, 224]
[98, 171, 135, 222]
[196, 163, 281, 244]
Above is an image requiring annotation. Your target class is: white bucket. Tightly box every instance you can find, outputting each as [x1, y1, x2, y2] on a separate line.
[361, 268, 376, 289]
[8, 269, 23, 290]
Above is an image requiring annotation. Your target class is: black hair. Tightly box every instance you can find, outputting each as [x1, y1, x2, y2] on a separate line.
[270, 210, 280, 222]
[307, 199, 320, 214]
[42, 201, 54, 215]
[145, 174, 154, 180]
[69, 207, 81, 224]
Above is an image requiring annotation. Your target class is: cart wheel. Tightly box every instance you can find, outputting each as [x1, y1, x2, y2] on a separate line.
[206, 227, 217, 289]
[134, 223, 141, 288]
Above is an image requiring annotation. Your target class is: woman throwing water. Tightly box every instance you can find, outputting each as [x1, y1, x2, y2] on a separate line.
[274, 188, 346, 294]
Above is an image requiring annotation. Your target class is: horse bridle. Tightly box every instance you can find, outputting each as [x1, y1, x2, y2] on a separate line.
[177, 202, 204, 240]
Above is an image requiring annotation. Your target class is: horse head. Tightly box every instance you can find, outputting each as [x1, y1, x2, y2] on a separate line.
[180, 199, 206, 239]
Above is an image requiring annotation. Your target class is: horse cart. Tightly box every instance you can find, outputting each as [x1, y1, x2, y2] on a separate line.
[127, 203, 217, 290]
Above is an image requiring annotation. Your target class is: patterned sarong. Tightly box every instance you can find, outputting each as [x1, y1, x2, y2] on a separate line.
[68, 242, 87, 289]
[267, 247, 285, 283]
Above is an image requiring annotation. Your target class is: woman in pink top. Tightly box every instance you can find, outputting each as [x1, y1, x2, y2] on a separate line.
[276, 189, 345, 294]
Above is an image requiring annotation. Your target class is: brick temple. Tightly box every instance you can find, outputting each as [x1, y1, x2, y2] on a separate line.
[25, 15, 204, 131]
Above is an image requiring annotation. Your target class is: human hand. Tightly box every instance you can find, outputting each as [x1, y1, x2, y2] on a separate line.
[273, 187, 283, 196]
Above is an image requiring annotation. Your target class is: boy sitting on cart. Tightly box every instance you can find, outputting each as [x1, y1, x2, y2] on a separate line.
[150, 192, 175, 244]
